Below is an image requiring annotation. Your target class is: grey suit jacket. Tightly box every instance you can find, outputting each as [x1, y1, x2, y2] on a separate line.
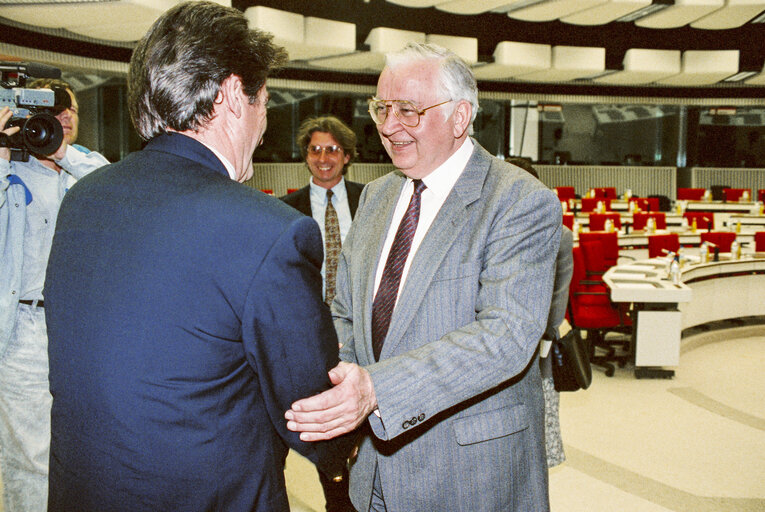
[335, 142, 561, 511]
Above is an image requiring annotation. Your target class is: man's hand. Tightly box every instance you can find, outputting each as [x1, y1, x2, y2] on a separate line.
[0, 107, 21, 163]
[285, 362, 377, 441]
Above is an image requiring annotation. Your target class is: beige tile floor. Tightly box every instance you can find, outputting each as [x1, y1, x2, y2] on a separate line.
[2, 322, 763, 512]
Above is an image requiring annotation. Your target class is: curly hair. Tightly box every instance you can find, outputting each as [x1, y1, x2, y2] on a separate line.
[297, 115, 358, 174]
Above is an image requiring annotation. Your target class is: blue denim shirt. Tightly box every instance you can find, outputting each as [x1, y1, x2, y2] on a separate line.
[0, 145, 109, 352]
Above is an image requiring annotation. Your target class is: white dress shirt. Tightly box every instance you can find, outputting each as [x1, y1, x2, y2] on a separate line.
[373, 138, 474, 303]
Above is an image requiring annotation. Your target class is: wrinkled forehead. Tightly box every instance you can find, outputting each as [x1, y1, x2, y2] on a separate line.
[377, 61, 440, 104]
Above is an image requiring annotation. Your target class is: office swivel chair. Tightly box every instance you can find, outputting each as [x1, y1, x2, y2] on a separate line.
[629, 197, 659, 212]
[683, 211, 714, 231]
[648, 233, 680, 258]
[567, 246, 631, 377]
[755, 232, 765, 252]
[677, 188, 706, 201]
[555, 186, 576, 201]
[588, 212, 621, 231]
[632, 212, 667, 231]
[581, 197, 611, 213]
[700, 231, 737, 253]
[562, 213, 575, 230]
[723, 188, 751, 202]
[758, 189, 765, 204]
[591, 187, 617, 199]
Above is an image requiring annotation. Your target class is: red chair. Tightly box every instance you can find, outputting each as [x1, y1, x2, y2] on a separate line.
[755, 231, 765, 252]
[723, 188, 751, 202]
[567, 246, 630, 377]
[632, 212, 667, 231]
[648, 233, 680, 258]
[683, 212, 714, 231]
[677, 188, 706, 201]
[579, 231, 621, 269]
[286, 188, 299, 194]
[588, 212, 621, 231]
[555, 186, 576, 201]
[260, 189, 274, 195]
[700, 232, 737, 253]
[562, 213, 574, 230]
[590, 187, 617, 199]
[758, 189, 765, 203]
[581, 197, 611, 213]
[629, 197, 659, 212]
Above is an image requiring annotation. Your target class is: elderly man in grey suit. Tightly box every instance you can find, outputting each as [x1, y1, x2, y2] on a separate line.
[286, 43, 561, 511]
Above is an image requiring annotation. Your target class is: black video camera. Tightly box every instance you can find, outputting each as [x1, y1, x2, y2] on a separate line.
[0, 61, 68, 162]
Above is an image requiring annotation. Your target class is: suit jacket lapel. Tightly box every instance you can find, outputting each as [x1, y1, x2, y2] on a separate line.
[380, 144, 491, 359]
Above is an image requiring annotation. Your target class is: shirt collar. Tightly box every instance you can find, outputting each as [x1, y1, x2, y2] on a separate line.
[310, 176, 347, 203]
[199, 142, 237, 181]
[419, 138, 474, 201]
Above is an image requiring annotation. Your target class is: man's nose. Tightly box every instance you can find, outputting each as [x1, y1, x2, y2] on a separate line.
[380, 106, 402, 135]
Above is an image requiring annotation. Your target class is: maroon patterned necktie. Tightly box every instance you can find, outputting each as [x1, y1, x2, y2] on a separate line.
[371, 179, 427, 360]
[324, 189, 341, 306]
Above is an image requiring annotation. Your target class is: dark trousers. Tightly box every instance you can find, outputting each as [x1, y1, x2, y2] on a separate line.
[318, 464, 355, 512]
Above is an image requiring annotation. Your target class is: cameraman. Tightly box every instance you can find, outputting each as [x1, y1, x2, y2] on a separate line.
[0, 78, 108, 512]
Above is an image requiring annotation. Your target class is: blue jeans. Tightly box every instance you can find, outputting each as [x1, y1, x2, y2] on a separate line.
[0, 304, 51, 512]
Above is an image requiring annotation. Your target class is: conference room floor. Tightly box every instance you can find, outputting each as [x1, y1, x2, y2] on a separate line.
[286, 318, 765, 512]
[0, 320, 762, 512]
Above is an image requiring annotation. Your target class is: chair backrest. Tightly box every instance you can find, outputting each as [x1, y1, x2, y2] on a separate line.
[700, 231, 737, 253]
[632, 212, 667, 231]
[581, 197, 611, 212]
[568, 246, 621, 330]
[648, 194, 671, 212]
[562, 213, 574, 230]
[723, 188, 751, 202]
[628, 197, 660, 212]
[683, 211, 714, 230]
[758, 189, 765, 203]
[588, 212, 621, 231]
[555, 186, 576, 201]
[591, 187, 617, 199]
[579, 231, 619, 269]
[677, 188, 706, 201]
[648, 233, 680, 258]
[755, 231, 765, 252]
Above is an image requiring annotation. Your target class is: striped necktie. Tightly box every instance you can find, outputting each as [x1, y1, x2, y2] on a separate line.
[371, 179, 426, 360]
[324, 189, 341, 306]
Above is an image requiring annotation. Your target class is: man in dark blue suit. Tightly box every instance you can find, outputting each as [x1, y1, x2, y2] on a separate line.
[44, 3, 349, 511]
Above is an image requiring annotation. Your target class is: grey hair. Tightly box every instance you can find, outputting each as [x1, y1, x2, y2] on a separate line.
[385, 43, 479, 134]
[128, 1, 287, 140]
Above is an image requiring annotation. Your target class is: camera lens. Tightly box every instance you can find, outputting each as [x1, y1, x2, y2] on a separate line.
[21, 113, 63, 155]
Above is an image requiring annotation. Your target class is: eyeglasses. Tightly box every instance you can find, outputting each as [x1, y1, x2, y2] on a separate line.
[368, 98, 452, 127]
[307, 145, 343, 157]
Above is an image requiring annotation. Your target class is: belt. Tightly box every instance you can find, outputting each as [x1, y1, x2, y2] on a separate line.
[19, 299, 44, 308]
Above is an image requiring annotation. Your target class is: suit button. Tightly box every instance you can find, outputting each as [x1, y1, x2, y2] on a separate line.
[418, 413, 425, 421]
[402, 420, 410, 430]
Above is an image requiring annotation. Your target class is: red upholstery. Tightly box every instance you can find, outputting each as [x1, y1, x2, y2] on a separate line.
[590, 187, 617, 199]
[723, 188, 751, 202]
[632, 212, 667, 231]
[683, 212, 714, 230]
[588, 212, 621, 231]
[286, 188, 299, 194]
[562, 213, 574, 230]
[555, 186, 576, 201]
[648, 233, 680, 258]
[758, 189, 765, 203]
[260, 189, 274, 195]
[579, 231, 619, 269]
[628, 197, 659, 212]
[567, 247, 618, 329]
[755, 231, 765, 252]
[700, 232, 737, 253]
[581, 197, 611, 212]
[677, 188, 706, 201]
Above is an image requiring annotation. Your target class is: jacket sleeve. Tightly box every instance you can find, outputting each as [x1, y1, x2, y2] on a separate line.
[240, 215, 354, 476]
[56, 145, 109, 180]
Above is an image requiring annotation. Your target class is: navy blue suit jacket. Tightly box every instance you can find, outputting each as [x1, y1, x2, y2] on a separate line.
[45, 133, 344, 511]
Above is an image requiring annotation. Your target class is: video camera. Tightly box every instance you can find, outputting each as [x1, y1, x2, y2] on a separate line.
[0, 61, 68, 162]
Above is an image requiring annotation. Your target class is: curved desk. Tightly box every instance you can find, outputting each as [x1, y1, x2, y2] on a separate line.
[604, 254, 765, 378]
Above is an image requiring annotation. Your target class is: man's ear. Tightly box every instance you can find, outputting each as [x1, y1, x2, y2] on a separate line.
[452, 100, 472, 138]
[219, 75, 244, 118]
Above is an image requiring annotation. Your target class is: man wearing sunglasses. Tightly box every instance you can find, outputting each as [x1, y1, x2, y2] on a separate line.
[287, 43, 560, 511]
[282, 116, 365, 311]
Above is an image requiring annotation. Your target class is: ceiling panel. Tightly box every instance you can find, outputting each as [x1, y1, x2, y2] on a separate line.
[690, 0, 765, 29]
[518, 45, 606, 82]
[472, 41, 551, 80]
[655, 49, 739, 85]
[561, 0, 652, 26]
[508, 0, 609, 22]
[594, 48, 681, 84]
[309, 27, 426, 71]
[437, 0, 528, 15]
[635, 0, 725, 29]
